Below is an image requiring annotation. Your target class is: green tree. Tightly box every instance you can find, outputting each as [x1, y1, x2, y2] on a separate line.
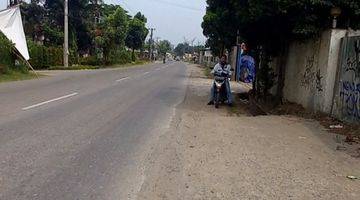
[20, 1, 148, 66]
[134, 12, 147, 23]
[0, 33, 15, 73]
[69, 0, 92, 53]
[43, 0, 91, 51]
[125, 17, 148, 61]
[174, 42, 192, 57]
[21, 1, 46, 41]
[203, 0, 360, 101]
[202, 0, 237, 56]
[157, 40, 172, 57]
[96, 7, 129, 63]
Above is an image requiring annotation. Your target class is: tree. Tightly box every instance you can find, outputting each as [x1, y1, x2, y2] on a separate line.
[42, 0, 64, 46]
[202, 0, 360, 102]
[125, 17, 148, 61]
[42, 0, 91, 51]
[20, 1, 149, 66]
[95, 7, 129, 62]
[174, 42, 193, 57]
[134, 12, 147, 23]
[157, 40, 172, 57]
[202, 0, 237, 56]
[68, 0, 92, 53]
[21, 1, 46, 42]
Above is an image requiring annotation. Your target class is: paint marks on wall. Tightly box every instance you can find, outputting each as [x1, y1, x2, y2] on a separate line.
[301, 56, 316, 89]
[337, 37, 360, 122]
[316, 69, 323, 92]
[300, 55, 323, 92]
[340, 81, 360, 119]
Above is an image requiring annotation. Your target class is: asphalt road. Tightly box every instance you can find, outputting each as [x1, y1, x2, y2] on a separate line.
[0, 62, 187, 200]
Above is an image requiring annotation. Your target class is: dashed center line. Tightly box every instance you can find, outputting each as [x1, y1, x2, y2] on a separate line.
[116, 77, 130, 82]
[22, 92, 78, 111]
[143, 72, 150, 75]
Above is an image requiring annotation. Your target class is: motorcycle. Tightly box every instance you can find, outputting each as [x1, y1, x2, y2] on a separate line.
[213, 71, 230, 108]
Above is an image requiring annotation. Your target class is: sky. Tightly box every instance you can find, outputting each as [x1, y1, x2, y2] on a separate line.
[0, 0, 208, 45]
[108, 0, 207, 45]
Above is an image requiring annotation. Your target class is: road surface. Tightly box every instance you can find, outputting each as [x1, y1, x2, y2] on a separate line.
[0, 62, 187, 200]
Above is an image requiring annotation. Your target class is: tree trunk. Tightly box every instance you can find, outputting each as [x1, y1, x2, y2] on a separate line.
[253, 46, 261, 98]
[132, 48, 135, 61]
[275, 42, 289, 104]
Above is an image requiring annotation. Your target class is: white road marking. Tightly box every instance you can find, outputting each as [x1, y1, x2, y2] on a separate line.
[116, 77, 130, 82]
[143, 72, 150, 75]
[154, 68, 161, 71]
[22, 92, 78, 110]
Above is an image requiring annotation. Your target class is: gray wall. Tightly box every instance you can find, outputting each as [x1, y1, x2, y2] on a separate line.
[332, 33, 360, 122]
[282, 29, 360, 122]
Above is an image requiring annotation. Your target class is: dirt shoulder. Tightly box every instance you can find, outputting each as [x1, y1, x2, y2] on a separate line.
[137, 64, 360, 200]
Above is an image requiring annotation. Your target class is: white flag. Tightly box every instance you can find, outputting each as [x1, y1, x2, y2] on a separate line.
[0, 6, 30, 60]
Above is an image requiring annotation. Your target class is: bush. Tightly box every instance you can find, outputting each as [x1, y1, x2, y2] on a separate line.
[0, 33, 15, 73]
[28, 40, 81, 69]
[28, 40, 63, 69]
[107, 49, 132, 65]
[79, 56, 102, 66]
[28, 40, 136, 68]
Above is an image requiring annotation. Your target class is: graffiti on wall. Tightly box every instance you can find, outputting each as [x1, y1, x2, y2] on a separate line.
[301, 55, 323, 92]
[338, 38, 360, 121]
[316, 69, 323, 92]
[301, 56, 315, 88]
[340, 81, 360, 119]
[344, 39, 360, 76]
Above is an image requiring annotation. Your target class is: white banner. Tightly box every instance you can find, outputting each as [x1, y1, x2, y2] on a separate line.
[0, 6, 30, 60]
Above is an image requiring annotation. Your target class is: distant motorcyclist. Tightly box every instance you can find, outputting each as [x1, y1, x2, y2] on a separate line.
[208, 55, 233, 106]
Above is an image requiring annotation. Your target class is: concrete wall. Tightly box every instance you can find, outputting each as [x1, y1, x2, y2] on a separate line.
[283, 29, 348, 114]
[331, 31, 360, 122]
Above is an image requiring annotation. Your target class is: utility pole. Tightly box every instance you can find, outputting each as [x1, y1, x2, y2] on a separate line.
[64, 0, 69, 68]
[148, 28, 155, 61]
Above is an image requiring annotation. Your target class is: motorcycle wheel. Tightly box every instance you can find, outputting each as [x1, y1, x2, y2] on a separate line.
[215, 91, 220, 109]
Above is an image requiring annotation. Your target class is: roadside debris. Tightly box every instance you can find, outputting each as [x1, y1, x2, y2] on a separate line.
[346, 175, 358, 180]
[330, 124, 343, 129]
[336, 145, 347, 151]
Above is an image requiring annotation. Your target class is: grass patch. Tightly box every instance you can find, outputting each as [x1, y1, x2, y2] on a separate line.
[204, 66, 212, 78]
[48, 60, 150, 71]
[108, 60, 150, 69]
[49, 65, 100, 70]
[0, 70, 39, 83]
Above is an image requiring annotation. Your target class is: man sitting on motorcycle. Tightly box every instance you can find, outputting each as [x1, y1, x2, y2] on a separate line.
[208, 55, 233, 106]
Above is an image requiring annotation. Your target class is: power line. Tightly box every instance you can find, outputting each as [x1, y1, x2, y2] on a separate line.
[149, 0, 203, 12]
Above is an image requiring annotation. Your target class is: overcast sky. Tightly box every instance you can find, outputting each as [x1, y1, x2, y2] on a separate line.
[0, 0, 207, 45]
